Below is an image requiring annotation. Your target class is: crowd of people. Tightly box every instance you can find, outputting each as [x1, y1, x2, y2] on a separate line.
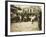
[11, 12, 39, 23]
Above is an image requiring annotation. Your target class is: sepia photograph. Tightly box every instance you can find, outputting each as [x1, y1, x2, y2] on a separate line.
[6, 1, 45, 36]
[10, 5, 42, 32]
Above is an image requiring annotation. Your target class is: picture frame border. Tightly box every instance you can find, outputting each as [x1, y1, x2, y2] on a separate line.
[5, 1, 45, 36]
